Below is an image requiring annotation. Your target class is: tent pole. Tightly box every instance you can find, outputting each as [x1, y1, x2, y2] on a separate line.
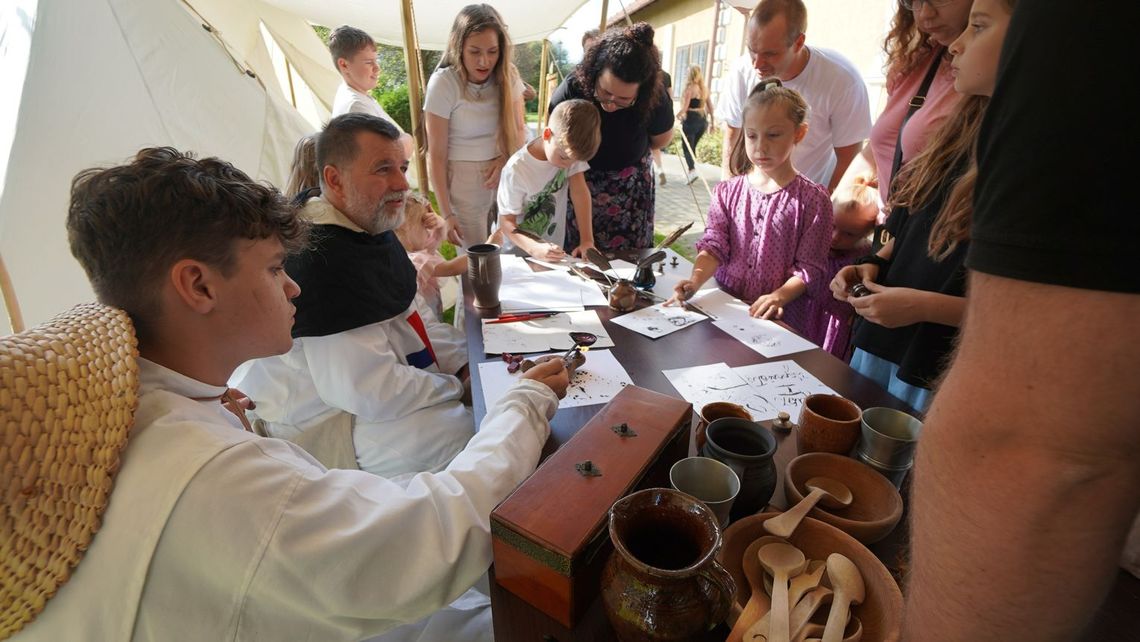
[400, 0, 429, 193]
[537, 39, 550, 130]
[599, 0, 609, 33]
[0, 254, 25, 334]
[285, 62, 298, 108]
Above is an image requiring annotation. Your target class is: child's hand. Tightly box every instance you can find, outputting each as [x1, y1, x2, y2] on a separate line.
[848, 282, 923, 328]
[665, 279, 697, 306]
[571, 242, 596, 259]
[532, 243, 566, 262]
[520, 356, 570, 399]
[444, 216, 464, 246]
[749, 292, 788, 320]
[830, 264, 879, 302]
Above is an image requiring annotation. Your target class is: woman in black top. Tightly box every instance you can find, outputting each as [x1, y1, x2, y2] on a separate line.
[830, 90, 991, 410]
[676, 65, 713, 184]
[548, 23, 674, 253]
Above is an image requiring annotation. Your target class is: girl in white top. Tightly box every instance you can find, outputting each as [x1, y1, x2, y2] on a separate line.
[425, 4, 526, 249]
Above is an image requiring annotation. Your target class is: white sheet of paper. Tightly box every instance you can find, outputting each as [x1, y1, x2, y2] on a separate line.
[478, 349, 634, 410]
[608, 302, 707, 339]
[688, 289, 816, 357]
[662, 362, 758, 413]
[711, 318, 817, 358]
[498, 268, 608, 312]
[731, 361, 838, 421]
[481, 310, 614, 354]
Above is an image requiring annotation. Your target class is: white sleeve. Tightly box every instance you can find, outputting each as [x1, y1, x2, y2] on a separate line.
[424, 69, 458, 119]
[568, 160, 589, 177]
[496, 164, 529, 217]
[299, 322, 464, 423]
[715, 57, 749, 128]
[179, 380, 557, 638]
[828, 68, 873, 147]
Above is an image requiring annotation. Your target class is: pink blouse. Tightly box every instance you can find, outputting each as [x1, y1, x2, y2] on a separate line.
[870, 54, 961, 201]
[696, 174, 833, 343]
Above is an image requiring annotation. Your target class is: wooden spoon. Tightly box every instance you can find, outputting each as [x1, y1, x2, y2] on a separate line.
[763, 477, 853, 539]
[799, 615, 863, 642]
[758, 543, 807, 642]
[763, 558, 825, 603]
[821, 554, 865, 642]
[727, 539, 775, 642]
[749, 585, 834, 642]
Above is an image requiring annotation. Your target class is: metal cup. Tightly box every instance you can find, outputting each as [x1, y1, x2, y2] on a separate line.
[855, 407, 924, 485]
[669, 457, 741, 529]
[466, 243, 502, 309]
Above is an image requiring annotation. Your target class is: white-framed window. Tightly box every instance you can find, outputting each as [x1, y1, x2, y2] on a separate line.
[673, 41, 709, 98]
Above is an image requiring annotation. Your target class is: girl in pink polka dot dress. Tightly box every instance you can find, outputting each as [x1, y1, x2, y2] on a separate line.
[667, 80, 832, 344]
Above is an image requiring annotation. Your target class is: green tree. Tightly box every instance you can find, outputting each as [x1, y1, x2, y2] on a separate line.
[513, 40, 573, 112]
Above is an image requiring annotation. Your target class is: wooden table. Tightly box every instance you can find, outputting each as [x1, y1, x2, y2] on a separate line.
[462, 270, 1140, 641]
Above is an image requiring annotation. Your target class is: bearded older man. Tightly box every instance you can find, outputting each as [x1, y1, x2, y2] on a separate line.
[233, 113, 477, 483]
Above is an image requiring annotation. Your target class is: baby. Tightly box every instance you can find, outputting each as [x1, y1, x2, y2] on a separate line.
[395, 192, 467, 321]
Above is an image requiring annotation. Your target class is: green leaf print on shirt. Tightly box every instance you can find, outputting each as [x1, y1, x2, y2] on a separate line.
[518, 169, 568, 240]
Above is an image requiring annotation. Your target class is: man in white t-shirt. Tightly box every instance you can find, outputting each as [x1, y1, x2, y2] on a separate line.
[495, 99, 601, 260]
[716, 0, 870, 191]
[328, 25, 415, 157]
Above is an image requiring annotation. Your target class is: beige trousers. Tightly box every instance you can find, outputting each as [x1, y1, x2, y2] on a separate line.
[447, 159, 499, 250]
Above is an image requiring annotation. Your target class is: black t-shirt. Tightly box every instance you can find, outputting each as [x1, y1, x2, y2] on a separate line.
[549, 75, 674, 171]
[967, 0, 1138, 293]
[853, 158, 969, 389]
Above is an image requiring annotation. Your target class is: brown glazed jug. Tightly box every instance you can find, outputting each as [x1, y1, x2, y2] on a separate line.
[466, 243, 502, 309]
[601, 488, 736, 641]
[608, 279, 639, 312]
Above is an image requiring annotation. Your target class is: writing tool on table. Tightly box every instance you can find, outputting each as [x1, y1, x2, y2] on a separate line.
[486, 312, 560, 324]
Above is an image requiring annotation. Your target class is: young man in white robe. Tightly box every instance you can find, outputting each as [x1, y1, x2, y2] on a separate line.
[232, 114, 478, 481]
[11, 146, 568, 640]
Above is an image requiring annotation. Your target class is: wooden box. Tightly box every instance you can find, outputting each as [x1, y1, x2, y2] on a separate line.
[490, 385, 692, 628]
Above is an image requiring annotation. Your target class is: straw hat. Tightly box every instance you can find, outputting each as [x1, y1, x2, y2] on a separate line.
[0, 303, 138, 638]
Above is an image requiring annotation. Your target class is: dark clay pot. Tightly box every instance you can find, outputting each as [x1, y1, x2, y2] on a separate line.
[601, 488, 736, 641]
[700, 417, 778, 522]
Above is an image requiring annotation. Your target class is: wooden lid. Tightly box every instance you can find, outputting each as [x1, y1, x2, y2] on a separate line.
[492, 386, 691, 568]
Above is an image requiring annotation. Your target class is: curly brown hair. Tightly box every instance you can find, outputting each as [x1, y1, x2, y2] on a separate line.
[574, 22, 663, 124]
[67, 147, 309, 336]
[883, 3, 939, 85]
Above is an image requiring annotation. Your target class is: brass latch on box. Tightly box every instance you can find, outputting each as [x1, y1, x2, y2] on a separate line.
[611, 422, 637, 437]
[575, 460, 602, 477]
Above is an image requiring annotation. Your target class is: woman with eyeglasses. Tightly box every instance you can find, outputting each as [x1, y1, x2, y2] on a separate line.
[547, 23, 674, 254]
[838, 0, 971, 205]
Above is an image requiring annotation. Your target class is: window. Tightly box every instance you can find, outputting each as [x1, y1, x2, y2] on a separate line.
[673, 41, 709, 98]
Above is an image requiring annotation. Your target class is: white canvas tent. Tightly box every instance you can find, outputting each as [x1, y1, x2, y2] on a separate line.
[0, 0, 591, 331]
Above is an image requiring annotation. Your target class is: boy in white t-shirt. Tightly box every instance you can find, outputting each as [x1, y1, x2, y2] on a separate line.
[495, 99, 601, 260]
[327, 25, 414, 157]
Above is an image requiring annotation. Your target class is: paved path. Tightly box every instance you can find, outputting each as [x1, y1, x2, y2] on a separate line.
[652, 151, 720, 258]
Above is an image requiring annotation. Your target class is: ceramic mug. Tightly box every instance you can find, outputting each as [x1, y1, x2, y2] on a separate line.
[701, 417, 778, 522]
[467, 243, 502, 309]
[694, 401, 752, 453]
[670, 456, 741, 528]
[796, 394, 862, 455]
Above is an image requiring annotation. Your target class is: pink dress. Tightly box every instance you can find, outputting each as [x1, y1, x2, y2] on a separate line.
[695, 174, 833, 343]
[869, 54, 961, 201]
[799, 244, 868, 361]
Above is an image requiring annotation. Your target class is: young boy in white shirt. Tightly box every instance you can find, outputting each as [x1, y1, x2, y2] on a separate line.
[328, 25, 415, 157]
[495, 99, 601, 260]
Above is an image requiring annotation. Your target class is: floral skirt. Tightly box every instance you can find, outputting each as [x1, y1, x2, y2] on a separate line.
[565, 152, 655, 251]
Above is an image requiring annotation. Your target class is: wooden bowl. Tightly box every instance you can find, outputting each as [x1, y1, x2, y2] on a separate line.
[785, 452, 904, 544]
[719, 513, 903, 641]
